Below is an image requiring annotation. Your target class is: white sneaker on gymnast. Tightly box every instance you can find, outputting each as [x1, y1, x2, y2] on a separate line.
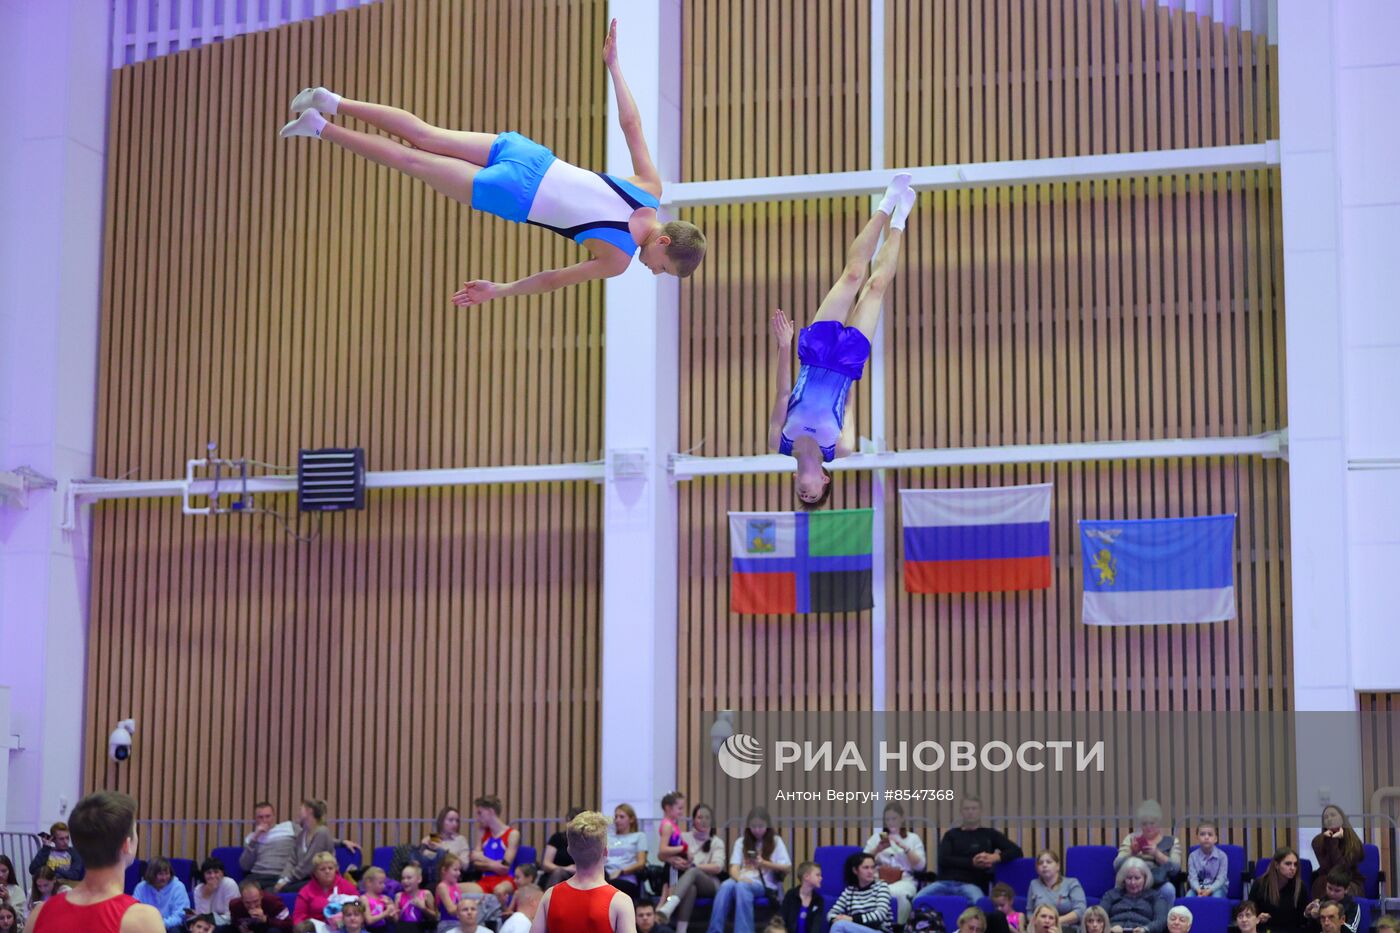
[657, 895, 680, 920]
[279, 109, 326, 138]
[291, 86, 341, 115]
[878, 171, 913, 214]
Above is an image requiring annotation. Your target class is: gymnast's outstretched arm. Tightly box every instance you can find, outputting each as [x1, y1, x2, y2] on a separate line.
[603, 18, 662, 196]
[768, 309, 795, 451]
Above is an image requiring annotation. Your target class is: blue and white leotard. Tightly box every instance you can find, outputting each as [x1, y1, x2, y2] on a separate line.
[470, 131, 659, 257]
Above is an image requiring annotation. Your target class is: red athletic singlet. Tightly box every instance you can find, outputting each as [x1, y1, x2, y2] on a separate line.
[31, 890, 138, 933]
[546, 882, 618, 933]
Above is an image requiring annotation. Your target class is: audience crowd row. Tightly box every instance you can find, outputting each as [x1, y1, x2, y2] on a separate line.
[2, 794, 1393, 933]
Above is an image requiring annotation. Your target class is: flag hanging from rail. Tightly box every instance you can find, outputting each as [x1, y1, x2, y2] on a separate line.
[1079, 515, 1237, 625]
[900, 484, 1054, 594]
[729, 509, 874, 614]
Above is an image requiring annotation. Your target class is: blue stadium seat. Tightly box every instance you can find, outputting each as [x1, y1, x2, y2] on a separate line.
[168, 857, 195, 893]
[1186, 844, 1247, 900]
[994, 857, 1039, 897]
[1360, 844, 1383, 900]
[372, 845, 396, 874]
[1177, 897, 1233, 933]
[124, 859, 146, 895]
[336, 844, 361, 876]
[814, 845, 864, 901]
[210, 846, 245, 884]
[912, 893, 972, 933]
[514, 844, 538, 872]
[1066, 846, 1119, 899]
[280, 891, 298, 915]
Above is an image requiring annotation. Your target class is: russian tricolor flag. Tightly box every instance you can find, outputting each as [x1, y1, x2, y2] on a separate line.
[900, 484, 1054, 594]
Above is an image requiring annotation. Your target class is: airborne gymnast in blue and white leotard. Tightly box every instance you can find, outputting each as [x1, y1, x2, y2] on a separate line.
[279, 19, 705, 308]
[768, 174, 917, 509]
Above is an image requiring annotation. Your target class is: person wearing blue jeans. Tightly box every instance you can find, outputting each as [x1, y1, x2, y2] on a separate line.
[706, 807, 791, 933]
[915, 880, 986, 904]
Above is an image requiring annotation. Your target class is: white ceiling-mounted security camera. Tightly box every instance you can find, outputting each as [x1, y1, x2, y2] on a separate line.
[108, 719, 135, 762]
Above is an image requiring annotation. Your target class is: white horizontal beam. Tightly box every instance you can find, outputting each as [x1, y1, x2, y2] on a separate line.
[662, 142, 1280, 208]
[61, 462, 605, 529]
[669, 431, 1287, 479]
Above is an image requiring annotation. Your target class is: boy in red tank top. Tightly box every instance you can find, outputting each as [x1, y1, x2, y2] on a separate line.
[533, 811, 637, 933]
[27, 792, 163, 933]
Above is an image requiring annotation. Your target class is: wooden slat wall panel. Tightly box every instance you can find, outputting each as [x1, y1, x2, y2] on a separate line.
[678, 1, 1290, 861]
[86, 0, 606, 853]
[1360, 693, 1400, 885]
[888, 1, 1276, 165]
[681, 0, 871, 181]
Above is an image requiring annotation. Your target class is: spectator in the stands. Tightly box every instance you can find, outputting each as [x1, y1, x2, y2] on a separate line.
[458, 897, 483, 933]
[186, 914, 217, 933]
[637, 898, 676, 933]
[1027, 849, 1086, 930]
[228, 876, 294, 930]
[467, 796, 520, 896]
[1310, 808, 1364, 899]
[394, 864, 438, 930]
[435, 854, 467, 928]
[1099, 857, 1167, 933]
[659, 803, 727, 933]
[0, 903, 17, 933]
[1371, 915, 1399, 933]
[241, 803, 298, 890]
[340, 900, 370, 933]
[915, 797, 1023, 902]
[1113, 801, 1181, 907]
[417, 806, 474, 885]
[291, 852, 357, 932]
[1318, 902, 1348, 933]
[958, 908, 989, 933]
[277, 799, 359, 893]
[1305, 870, 1363, 933]
[604, 804, 648, 901]
[991, 884, 1024, 932]
[1031, 905, 1062, 933]
[133, 857, 192, 930]
[1166, 906, 1192, 933]
[1113, 801, 1180, 906]
[0, 856, 25, 925]
[658, 793, 689, 897]
[1253, 848, 1310, 933]
[1232, 902, 1261, 933]
[26, 867, 64, 913]
[29, 822, 84, 882]
[706, 806, 791, 933]
[501, 884, 543, 933]
[863, 803, 924, 925]
[192, 856, 240, 924]
[826, 852, 891, 933]
[542, 807, 585, 889]
[360, 867, 395, 929]
[1186, 823, 1228, 899]
[1082, 906, 1110, 933]
[779, 862, 825, 933]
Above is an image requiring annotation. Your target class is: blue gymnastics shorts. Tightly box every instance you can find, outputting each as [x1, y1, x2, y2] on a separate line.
[470, 131, 557, 222]
[797, 321, 872, 381]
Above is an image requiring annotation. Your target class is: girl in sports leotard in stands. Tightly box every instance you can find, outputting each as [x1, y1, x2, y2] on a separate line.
[279, 19, 705, 308]
[532, 811, 636, 933]
[28, 792, 163, 933]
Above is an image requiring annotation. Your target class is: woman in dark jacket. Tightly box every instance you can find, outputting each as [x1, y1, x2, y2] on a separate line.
[1253, 848, 1311, 933]
[781, 861, 827, 933]
[1310, 807, 1365, 898]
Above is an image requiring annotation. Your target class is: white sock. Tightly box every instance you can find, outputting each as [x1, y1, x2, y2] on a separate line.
[878, 172, 913, 214]
[279, 109, 326, 139]
[890, 187, 917, 230]
[291, 86, 341, 115]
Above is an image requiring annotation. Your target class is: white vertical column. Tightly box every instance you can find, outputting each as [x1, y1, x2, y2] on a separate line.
[867, 0, 889, 718]
[1276, 0, 1362, 819]
[0, 0, 111, 830]
[599, 0, 682, 822]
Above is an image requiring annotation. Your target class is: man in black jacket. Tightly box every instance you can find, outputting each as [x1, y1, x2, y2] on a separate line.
[914, 799, 1023, 902]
